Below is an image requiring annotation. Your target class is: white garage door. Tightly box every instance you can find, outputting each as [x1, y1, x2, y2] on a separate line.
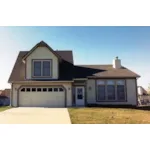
[19, 86, 65, 107]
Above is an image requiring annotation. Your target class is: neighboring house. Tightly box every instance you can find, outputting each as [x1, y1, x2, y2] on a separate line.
[8, 41, 140, 107]
[0, 89, 11, 98]
[0, 89, 10, 106]
[138, 86, 148, 95]
[0, 96, 10, 106]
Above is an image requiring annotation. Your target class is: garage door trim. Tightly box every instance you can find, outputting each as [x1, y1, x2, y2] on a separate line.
[17, 85, 67, 107]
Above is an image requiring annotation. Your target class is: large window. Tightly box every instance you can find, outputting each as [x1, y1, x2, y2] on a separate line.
[97, 80, 105, 101]
[97, 79, 126, 101]
[33, 60, 51, 77]
[116, 80, 125, 101]
[107, 80, 115, 100]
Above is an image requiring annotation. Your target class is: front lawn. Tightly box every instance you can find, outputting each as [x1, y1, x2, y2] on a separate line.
[0, 106, 11, 112]
[68, 107, 150, 124]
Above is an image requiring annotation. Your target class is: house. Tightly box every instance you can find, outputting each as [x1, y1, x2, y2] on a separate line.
[0, 95, 10, 106]
[0, 89, 10, 106]
[0, 89, 11, 98]
[8, 41, 140, 107]
[138, 86, 148, 96]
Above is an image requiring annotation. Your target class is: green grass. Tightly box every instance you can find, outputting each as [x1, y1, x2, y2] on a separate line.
[68, 107, 150, 124]
[0, 106, 11, 112]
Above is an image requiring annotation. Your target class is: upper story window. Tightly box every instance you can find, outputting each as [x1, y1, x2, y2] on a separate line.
[32, 60, 52, 77]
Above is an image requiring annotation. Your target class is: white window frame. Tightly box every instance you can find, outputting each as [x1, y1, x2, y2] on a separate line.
[32, 59, 52, 78]
[106, 80, 116, 101]
[96, 79, 126, 102]
[116, 80, 126, 101]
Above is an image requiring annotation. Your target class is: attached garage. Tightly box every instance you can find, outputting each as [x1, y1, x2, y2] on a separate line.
[18, 86, 66, 107]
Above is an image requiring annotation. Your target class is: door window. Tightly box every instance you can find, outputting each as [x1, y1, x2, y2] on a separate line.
[77, 88, 83, 100]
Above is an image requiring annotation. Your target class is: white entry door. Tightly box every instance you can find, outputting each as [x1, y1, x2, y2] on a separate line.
[75, 86, 85, 106]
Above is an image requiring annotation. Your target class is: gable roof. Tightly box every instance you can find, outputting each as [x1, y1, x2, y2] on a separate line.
[8, 51, 74, 82]
[73, 65, 140, 78]
[22, 41, 62, 61]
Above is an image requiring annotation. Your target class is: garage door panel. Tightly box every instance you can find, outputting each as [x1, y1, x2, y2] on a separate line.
[19, 86, 65, 107]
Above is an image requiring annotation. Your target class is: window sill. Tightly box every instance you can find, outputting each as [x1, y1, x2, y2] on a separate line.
[96, 100, 127, 102]
[32, 76, 52, 78]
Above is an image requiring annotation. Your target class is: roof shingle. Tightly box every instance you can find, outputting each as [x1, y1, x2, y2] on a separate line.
[73, 65, 140, 78]
[8, 51, 140, 83]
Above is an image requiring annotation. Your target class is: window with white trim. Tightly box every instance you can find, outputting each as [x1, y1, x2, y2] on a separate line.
[107, 80, 115, 100]
[20, 87, 64, 93]
[21, 88, 25, 92]
[97, 79, 126, 101]
[116, 80, 125, 101]
[32, 88, 36, 92]
[33, 60, 51, 77]
[97, 80, 105, 101]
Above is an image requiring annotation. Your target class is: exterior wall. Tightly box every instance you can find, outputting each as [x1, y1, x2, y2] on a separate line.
[86, 78, 137, 106]
[26, 47, 59, 79]
[12, 79, 137, 107]
[86, 79, 96, 104]
[12, 84, 20, 107]
[126, 79, 137, 105]
[11, 82, 72, 107]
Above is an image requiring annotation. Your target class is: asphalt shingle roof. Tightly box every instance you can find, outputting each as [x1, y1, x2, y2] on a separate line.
[8, 51, 140, 83]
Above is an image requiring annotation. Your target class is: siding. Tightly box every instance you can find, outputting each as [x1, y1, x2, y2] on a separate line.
[12, 84, 20, 107]
[126, 79, 137, 105]
[86, 79, 96, 104]
[86, 78, 137, 106]
[26, 47, 59, 79]
[12, 82, 72, 107]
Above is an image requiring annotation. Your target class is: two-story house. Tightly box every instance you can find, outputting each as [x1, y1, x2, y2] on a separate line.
[8, 41, 140, 107]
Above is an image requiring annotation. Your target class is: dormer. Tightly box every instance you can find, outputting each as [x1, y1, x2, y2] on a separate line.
[22, 41, 62, 80]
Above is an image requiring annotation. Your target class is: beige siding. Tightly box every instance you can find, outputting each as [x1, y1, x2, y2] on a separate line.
[86, 79, 137, 106]
[86, 79, 96, 104]
[12, 82, 72, 107]
[12, 84, 21, 107]
[26, 47, 59, 79]
[126, 79, 137, 105]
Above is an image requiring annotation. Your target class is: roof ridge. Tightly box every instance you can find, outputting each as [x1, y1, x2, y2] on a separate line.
[20, 50, 73, 52]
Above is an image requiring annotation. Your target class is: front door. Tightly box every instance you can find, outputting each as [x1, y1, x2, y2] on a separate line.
[75, 86, 85, 106]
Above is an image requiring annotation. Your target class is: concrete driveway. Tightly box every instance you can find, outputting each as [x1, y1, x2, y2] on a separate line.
[0, 107, 71, 124]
